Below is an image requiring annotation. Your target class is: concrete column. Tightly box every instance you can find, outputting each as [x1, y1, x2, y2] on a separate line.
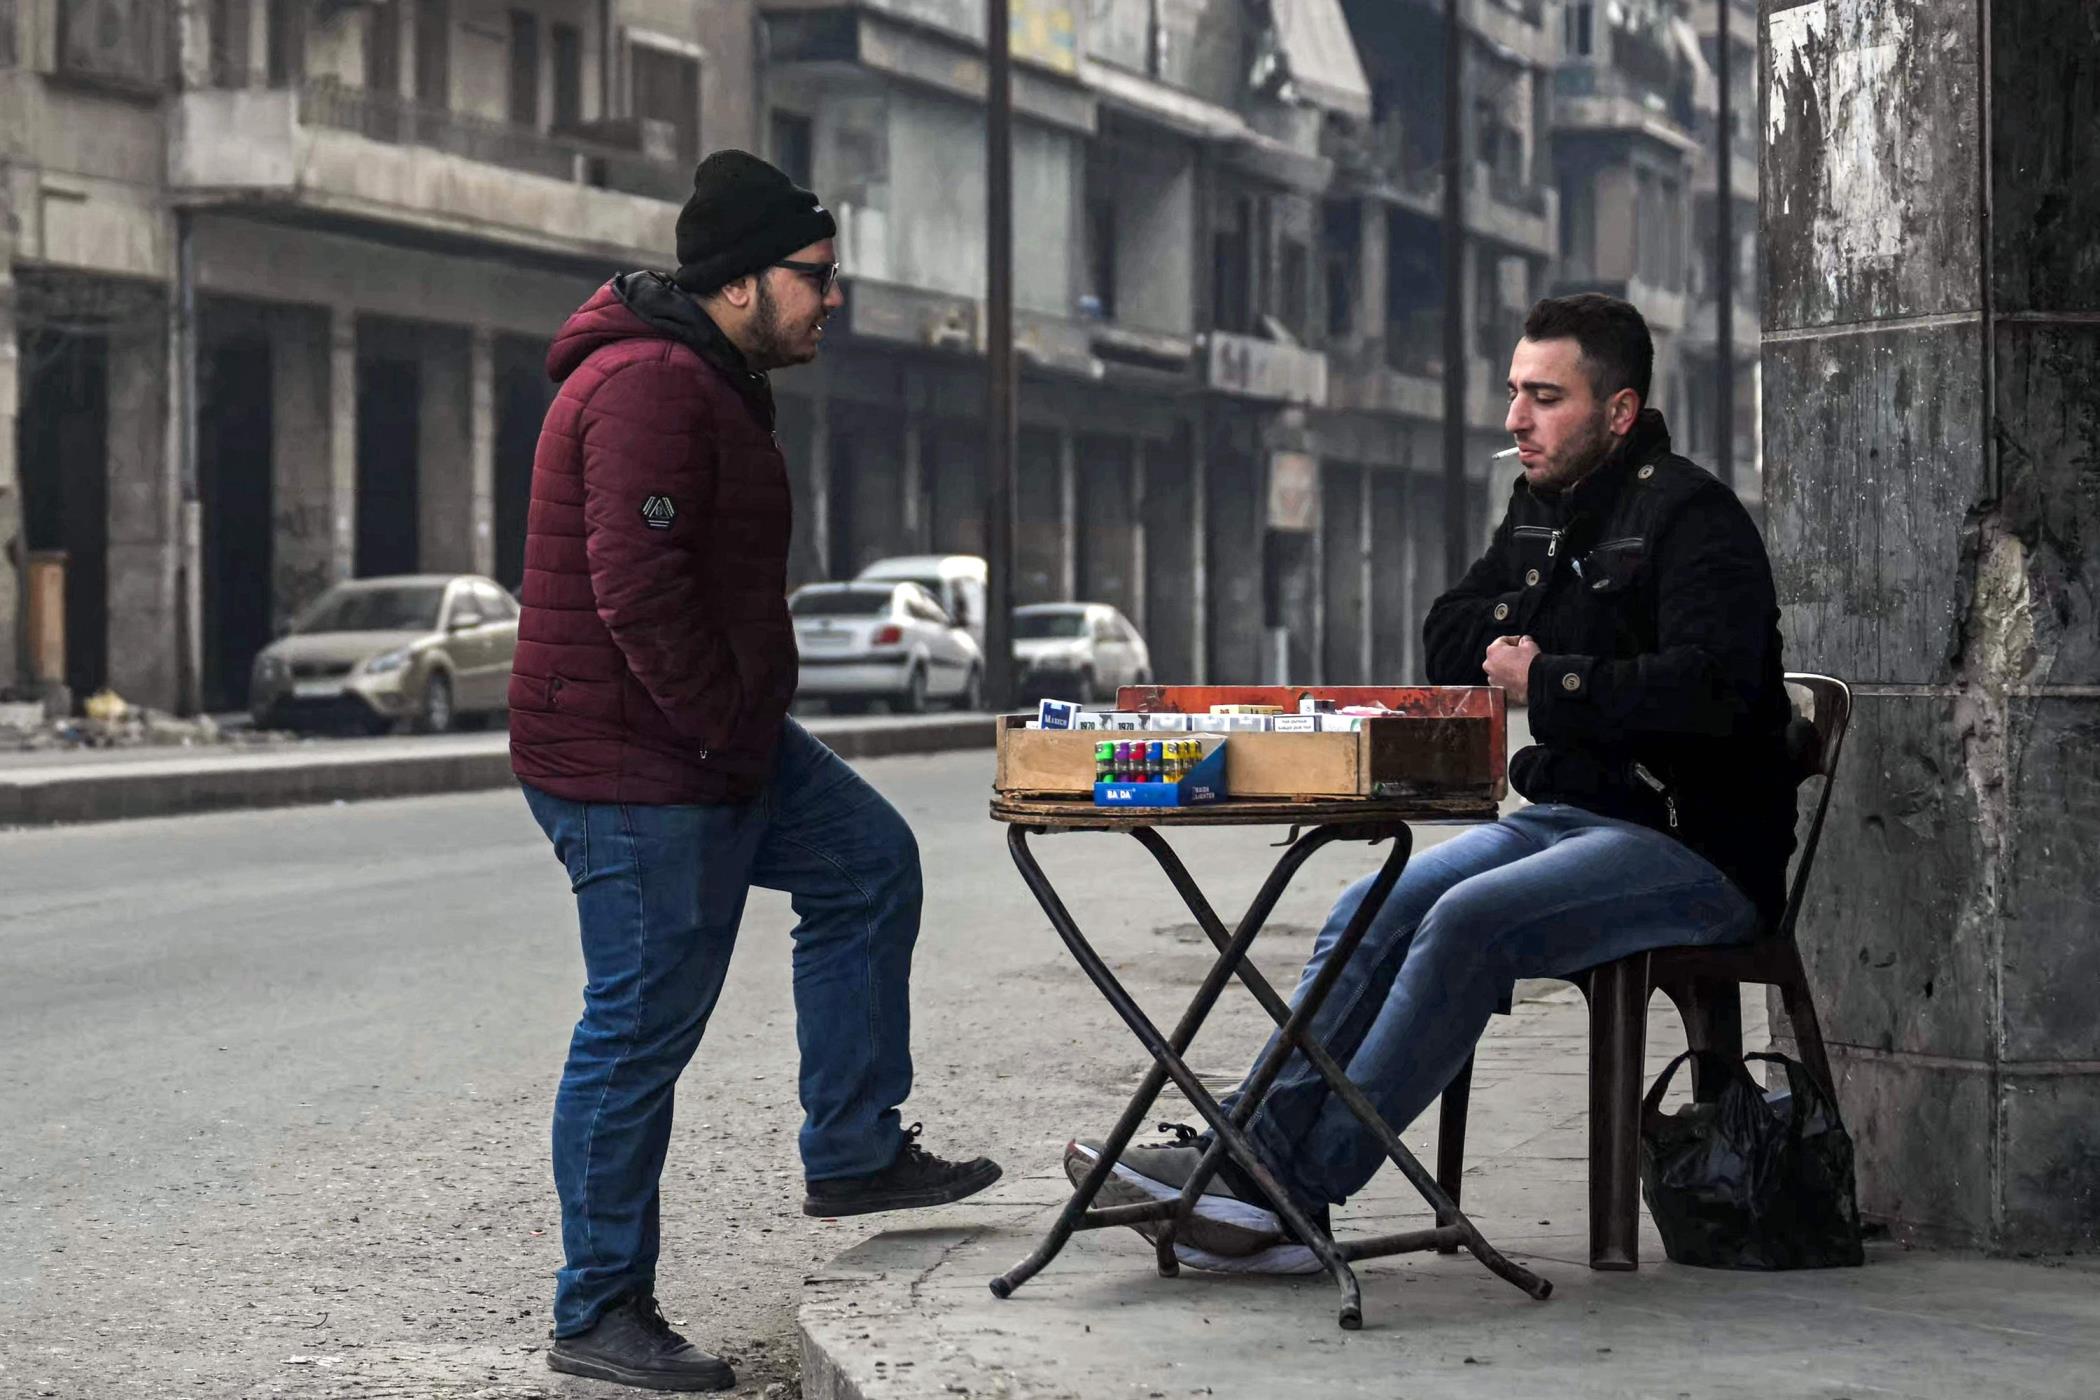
[268, 307, 340, 629]
[1129, 437, 1147, 640]
[901, 412, 924, 549]
[328, 307, 358, 579]
[469, 327, 495, 577]
[1189, 409, 1208, 682]
[1057, 430, 1077, 600]
[0, 260, 21, 692]
[809, 388, 832, 578]
[1763, 0, 2100, 1250]
[416, 327, 474, 573]
[104, 317, 178, 710]
[1359, 201, 1389, 364]
[1359, 466, 1374, 680]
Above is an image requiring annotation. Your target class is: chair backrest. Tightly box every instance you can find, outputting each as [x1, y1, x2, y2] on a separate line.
[1775, 673, 1852, 941]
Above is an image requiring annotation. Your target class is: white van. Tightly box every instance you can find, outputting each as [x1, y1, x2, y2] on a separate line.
[854, 555, 988, 653]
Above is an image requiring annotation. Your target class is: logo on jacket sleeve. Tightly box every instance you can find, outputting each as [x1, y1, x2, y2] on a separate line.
[639, 495, 676, 530]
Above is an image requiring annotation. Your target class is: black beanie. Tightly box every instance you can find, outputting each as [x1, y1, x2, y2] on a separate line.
[672, 150, 838, 294]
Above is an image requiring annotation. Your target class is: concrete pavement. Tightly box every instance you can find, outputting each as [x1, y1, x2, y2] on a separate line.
[798, 979, 2100, 1398]
[0, 712, 991, 826]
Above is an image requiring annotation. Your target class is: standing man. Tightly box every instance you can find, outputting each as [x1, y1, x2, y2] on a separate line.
[510, 151, 1000, 1392]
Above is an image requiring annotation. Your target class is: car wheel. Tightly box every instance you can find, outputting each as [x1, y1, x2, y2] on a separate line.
[413, 672, 455, 735]
[895, 664, 928, 715]
[1077, 667, 1098, 705]
[957, 664, 984, 712]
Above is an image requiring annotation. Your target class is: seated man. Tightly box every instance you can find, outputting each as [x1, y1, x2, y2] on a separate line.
[1065, 293, 1798, 1273]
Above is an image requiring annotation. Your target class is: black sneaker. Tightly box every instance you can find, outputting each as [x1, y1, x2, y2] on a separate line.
[546, 1294, 735, 1392]
[1063, 1122, 1283, 1257]
[802, 1122, 1002, 1217]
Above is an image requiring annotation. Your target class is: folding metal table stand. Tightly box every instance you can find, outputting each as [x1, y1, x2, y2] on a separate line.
[985, 796, 1554, 1330]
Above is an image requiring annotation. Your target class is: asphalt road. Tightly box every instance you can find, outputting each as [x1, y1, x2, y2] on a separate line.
[0, 750, 1435, 1398]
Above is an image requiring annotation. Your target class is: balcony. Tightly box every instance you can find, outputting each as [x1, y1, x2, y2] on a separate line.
[1329, 348, 1510, 431]
[169, 82, 686, 264]
[1206, 331, 1329, 407]
[1552, 65, 1699, 153]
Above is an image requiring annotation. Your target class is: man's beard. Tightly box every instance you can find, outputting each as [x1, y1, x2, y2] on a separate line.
[742, 278, 814, 370]
[1533, 408, 1618, 491]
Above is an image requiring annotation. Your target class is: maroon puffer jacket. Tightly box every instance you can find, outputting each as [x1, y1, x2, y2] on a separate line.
[509, 276, 797, 804]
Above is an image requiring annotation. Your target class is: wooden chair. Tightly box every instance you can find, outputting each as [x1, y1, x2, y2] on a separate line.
[1433, 673, 1851, 1271]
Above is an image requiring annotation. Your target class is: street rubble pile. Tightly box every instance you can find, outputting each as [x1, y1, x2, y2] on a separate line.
[0, 689, 301, 753]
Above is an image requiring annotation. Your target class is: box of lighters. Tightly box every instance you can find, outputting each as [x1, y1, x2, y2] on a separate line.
[1092, 734, 1228, 808]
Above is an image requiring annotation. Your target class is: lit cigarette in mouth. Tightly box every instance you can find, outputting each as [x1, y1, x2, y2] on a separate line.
[1492, 447, 1521, 460]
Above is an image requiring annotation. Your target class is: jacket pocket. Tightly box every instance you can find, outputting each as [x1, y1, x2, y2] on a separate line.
[1579, 538, 1649, 595]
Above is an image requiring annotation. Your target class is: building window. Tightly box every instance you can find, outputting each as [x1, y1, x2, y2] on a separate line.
[210, 0, 251, 87]
[1323, 200, 1359, 341]
[508, 9, 541, 128]
[265, 0, 306, 87]
[414, 0, 449, 108]
[55, 0, 168, 92]
[771, 110, 814, 189]
[1565, 1, 1593, 57]
[550, 21, 582, 130]
[365, 0, 400, 95]
[1279, 238, 1309, 340]
[631, 41, 701, 164]
[0, 0, 15, 68]
[1087, 197, 1119, 320]
[1212, 200, 1253, 335]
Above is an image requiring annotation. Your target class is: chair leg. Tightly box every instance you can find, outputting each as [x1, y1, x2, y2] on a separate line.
[1435, 1055, 1474, 1253]
[1587, 955, 1647, 1271]
[1777, 951, 1838, 1103]
[1664, 978, 1745, 1102]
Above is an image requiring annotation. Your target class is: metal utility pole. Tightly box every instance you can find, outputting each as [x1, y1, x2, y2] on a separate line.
[984, 0, 1018, 710]
[1713, 0, 1736, 489]
[1440, 0, 1469, 584]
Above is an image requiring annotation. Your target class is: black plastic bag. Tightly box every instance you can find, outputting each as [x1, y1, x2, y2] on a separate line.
[1639, 1050, 1865, 1270]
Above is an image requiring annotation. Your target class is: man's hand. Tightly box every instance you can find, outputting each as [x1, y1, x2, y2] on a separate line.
[1482, 634, 1540, 704]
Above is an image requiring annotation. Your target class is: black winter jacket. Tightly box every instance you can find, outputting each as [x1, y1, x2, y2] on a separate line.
[1423, 410, 1796, 918]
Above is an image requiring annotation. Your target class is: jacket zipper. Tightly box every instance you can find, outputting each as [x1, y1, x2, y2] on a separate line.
[1514, 524, 1563, 558]
[1632, 762, 1679, 830]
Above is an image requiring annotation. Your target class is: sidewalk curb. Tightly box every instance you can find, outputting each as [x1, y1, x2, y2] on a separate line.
[0, 715, 994, 827]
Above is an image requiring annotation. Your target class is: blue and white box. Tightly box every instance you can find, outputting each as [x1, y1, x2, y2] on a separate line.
[1094, 736, 1229, 808]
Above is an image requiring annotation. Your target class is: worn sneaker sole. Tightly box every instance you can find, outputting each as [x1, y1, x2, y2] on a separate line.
[802, 1159, 1003, 1217]
[1172, 1240, 1323, 1275]
[1063, 1140, 1282, 1256]
[546, 1345, 735, 1392]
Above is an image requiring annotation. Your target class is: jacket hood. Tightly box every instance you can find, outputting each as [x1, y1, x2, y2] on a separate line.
[545, 273, 775, 423]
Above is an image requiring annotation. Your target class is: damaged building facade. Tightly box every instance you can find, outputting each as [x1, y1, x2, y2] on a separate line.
[1, 0, 1750, 711]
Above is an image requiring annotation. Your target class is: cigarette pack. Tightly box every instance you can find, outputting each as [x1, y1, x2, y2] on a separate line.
[1143, 713, 1192, 731]
[1037, 699, 1083, 730]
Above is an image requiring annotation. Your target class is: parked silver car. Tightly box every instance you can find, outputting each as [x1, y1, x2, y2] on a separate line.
[792, 581, 985, 713]
[249, 575, 518, 734]
[1013, 602, 1152, 704]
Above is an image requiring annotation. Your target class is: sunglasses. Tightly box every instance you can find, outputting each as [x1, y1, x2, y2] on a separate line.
[774, 259, 842, 297]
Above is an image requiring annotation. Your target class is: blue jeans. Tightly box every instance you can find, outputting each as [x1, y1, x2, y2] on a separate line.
[521, 718, 921, 1336]
[1237, 804, 1757, 1209]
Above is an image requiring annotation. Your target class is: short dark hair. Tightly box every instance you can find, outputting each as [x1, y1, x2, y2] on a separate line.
[1521, 294, 1653, 405]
